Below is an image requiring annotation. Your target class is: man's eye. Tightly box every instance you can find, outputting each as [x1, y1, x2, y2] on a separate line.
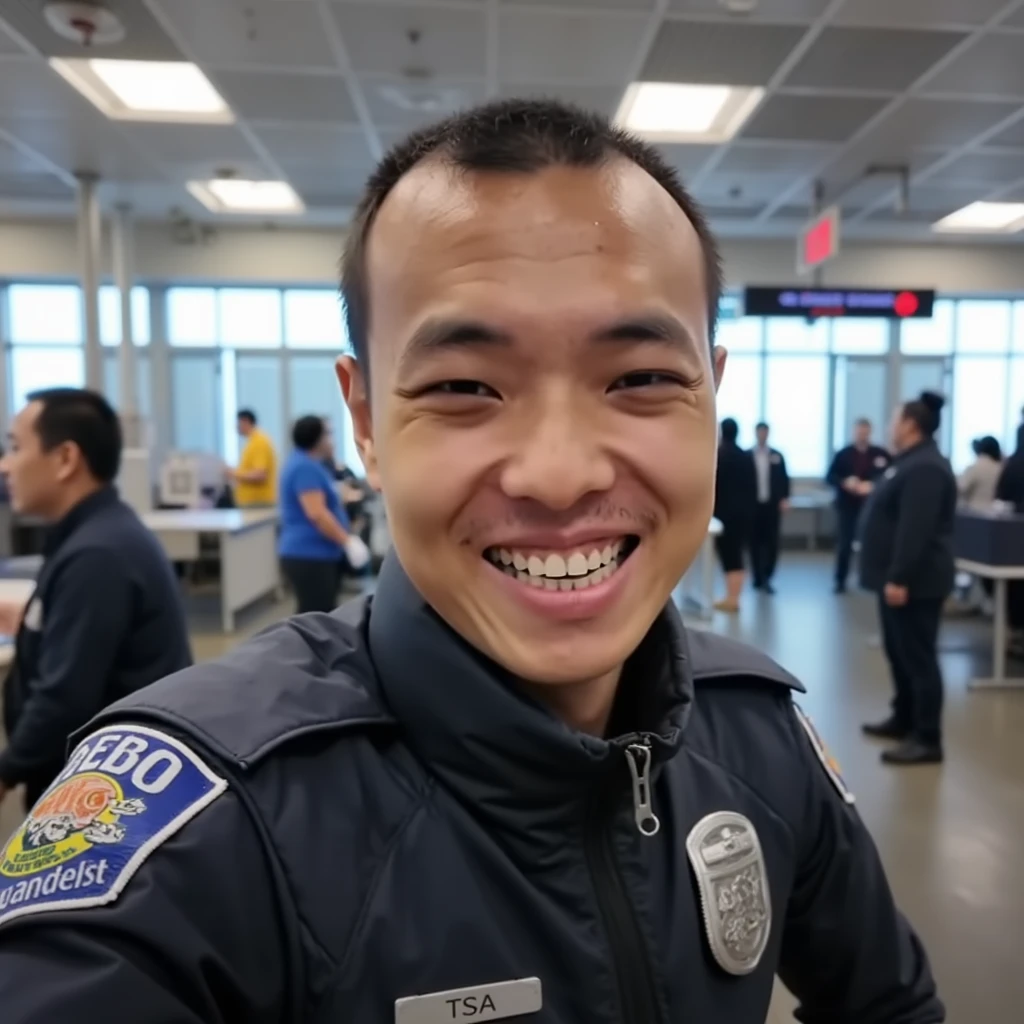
[429, 380, 499, 398]
[608, 371, 684, 391]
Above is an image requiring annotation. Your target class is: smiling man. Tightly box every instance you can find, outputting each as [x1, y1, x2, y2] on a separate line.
[0, 101, 943, 1024]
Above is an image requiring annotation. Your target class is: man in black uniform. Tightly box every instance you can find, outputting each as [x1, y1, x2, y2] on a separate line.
[826, 418, 891, 594]
[0, 389, 192, 810]
[0, 101, 943, 1023]
[749, 421, 790, 593]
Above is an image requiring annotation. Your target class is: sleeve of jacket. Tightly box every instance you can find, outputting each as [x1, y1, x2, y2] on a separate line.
[777, 705, 944, 1023]
[825, 449, 844, 490]
[887, 465, 948, 587]
[0, 786, 287, 1022]
[0, 550, 134, 786]
[778, 453, 791, 500]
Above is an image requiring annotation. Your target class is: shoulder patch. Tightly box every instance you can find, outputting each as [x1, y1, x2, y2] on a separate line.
[0, 724, 227, 928]
[793, 706, 856, 805]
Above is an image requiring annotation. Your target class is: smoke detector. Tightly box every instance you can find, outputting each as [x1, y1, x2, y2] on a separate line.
[44, 2, 126, 47]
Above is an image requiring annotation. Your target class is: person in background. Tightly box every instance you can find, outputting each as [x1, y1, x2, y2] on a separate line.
[749, 421, 790, 594]
[0, 388, 192, 809]
[826, 417, 891, 594]
[859, 391, 955, 766]
[712, 417, 756, 613]
[958, 435, 1002, 512]
[278, 415, 370, 613]
[227, 408, 277, 507]
[995, 439, 1024, 655]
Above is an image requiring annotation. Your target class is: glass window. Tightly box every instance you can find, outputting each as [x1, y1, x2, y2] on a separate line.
[99, 286, 150, 346]
[168, 287, 217, 346]
[764, 355, 829, 476]
[9, 347, 85, 411]
[900, 299, 954, 354]
[831, 318, 888, 355]
[235, 354, 285, 457]
[951, 357, 1008, 472]
[8, 284, 81, 344]
[1004, 357, 1024, 455]
[715, 353, 762, 446]
[1011, 301, 1024, 353]
[283, 290, 347, 349]
[103, 352, 153, 419]
[219, 289, 282, 348]
[171, 354, 221, 452]
[288, 355, 365, 475]
[716, 317, 762, 353]
[955, 300, 1011, 354]
[765, 317, 828, 353]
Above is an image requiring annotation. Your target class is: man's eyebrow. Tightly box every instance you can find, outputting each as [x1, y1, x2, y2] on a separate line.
[398, 318, 513, 370]
[590, 313, 697, 353]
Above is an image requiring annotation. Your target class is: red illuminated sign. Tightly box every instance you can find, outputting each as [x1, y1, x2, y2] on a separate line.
[798, 206, 841, 274]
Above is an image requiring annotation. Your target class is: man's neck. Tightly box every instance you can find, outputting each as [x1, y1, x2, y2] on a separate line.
[43, 482, 104, 524]
[522, 664, 623, 738]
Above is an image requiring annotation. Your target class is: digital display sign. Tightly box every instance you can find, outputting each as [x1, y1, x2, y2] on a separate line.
[744, 287, 935, 320]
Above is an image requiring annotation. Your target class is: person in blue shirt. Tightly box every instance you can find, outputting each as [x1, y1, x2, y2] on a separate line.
[278, 415, 370, 613]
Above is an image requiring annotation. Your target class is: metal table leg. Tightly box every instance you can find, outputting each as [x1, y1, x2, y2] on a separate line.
[970, 577, 1024, 689]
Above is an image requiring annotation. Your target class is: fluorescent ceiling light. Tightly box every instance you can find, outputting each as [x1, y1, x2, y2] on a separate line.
[50, 59, 233, 124]
[932, 201, 1024, 234]
[187, 179, 305, 216]
[615, 82, 764, 143]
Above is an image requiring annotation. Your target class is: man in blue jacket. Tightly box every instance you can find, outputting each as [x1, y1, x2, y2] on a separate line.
[0, 101, 943, 1023]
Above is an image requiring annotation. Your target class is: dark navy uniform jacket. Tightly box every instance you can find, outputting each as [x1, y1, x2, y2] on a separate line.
[0, 557, 943, 1023]
[826, 444, 892, 513]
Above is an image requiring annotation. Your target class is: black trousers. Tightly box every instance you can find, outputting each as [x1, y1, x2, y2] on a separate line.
[878, 596, 945, 746]
[834, 503, 862, 587]
[281, 557, 341, 614]
[750, 502, 780, 586]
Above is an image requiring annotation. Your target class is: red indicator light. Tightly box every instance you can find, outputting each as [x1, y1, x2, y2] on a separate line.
[893, 291, 919, 317]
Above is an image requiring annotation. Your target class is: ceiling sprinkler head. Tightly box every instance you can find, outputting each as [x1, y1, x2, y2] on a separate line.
[717, 0, 760, 13]
[44, 2, 126, 47]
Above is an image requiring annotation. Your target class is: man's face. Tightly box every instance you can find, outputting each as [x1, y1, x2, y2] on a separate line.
[340, 159, 723, 687]
[755, 425, 769, 447]
[889, 408, 909, 451]
[854, 421, 871, 447]
[0, 402, 69, 517]
[237, 417, 252, 438]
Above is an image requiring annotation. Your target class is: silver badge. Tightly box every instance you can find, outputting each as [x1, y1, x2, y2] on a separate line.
[686, 811, 771, 976]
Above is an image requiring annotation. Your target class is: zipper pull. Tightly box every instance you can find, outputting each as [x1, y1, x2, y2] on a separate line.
[624, 740, 660, 837]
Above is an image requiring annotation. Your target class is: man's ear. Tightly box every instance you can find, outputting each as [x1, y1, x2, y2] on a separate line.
[336, 355, 381, 490]
[712, 345, 728, 393]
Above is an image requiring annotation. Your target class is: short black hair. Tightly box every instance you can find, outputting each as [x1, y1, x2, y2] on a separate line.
[292, 415, 326, 452]
[855, 417, 871, 428]
[974, 435, 1002, 461]
[26, 388, 121, 483]
[755, 421, 769, 432]
[720, 418, 739, 443]
[237, 409, 257, 425]
[341, 98, 722, 376]
[901, 391, 944, 437]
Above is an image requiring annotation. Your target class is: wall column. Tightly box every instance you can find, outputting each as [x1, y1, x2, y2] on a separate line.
[76, 172, 103, 392]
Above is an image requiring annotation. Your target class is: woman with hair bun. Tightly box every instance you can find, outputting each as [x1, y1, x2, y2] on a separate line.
[858, 391, 956, 766]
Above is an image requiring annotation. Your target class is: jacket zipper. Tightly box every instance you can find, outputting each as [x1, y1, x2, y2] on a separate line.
[584, 735, 663, 1024]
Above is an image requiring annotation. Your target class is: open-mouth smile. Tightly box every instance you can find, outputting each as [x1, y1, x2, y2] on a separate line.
[483, 535, 640, 592]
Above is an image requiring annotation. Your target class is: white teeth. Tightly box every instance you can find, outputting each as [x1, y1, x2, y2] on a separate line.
[566, 552, 589, 576]
[512, 552, 527, 571]
[542, 578, 558, 591]
[558, 578, 573, 591]
[499, 548, 512, 565]
[544, 553, 567, 578]
[587, 549, 602, 571]
[527, 555, 546, 577]
[600, 545, 612, 565]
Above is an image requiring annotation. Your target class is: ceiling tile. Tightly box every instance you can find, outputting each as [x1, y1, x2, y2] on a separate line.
[500, 0, 657, 10]
[498, 10, 648, 83]
[495, 83, 624, 117]
[115, 123, 261, 166]
[0, 135, 46, 174]
[865, 183, 990, 220]
[923, 149, 1024, 187]
[922, 34, 1024, 98]
[655, 143, 718, 179]
[833, 0, 1009, 28]
[643, 21, 807, 86]
[698, 171, 812, 204]
[0, 0, 181, 59]
[703, 203, 767, 219]
[0, 61, 97, 119]
[1001, 7, 1024, 27]
[741, 94, 890, 142]
[717, 141, 835, 173]
[253, 124, 374, 171]
[869, 98, 1023, 149]
[329, 3, 487, 78]
[151, 0, 338, 70]
[668, 0, 831, 21]
[989, 116, 1024, 147]
[215, 71, 358, 124]
[0, 172, 74, 201]
[782, 28, 968, 91]
[0, 23, 25, 54]
[358, 76, 489, 131]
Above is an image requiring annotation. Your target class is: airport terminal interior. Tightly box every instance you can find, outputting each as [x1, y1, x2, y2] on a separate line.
[2, 0, 1024, 1020]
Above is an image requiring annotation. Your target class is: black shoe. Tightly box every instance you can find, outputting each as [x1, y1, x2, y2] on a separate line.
[861, 717, 910, 740]
[881, 740, 943, 766]
[762, 582, 776, 595]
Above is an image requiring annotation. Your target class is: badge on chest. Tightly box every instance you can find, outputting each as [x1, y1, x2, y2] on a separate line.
[395, 978, 542, 1024]
[686, 812, 771, 977]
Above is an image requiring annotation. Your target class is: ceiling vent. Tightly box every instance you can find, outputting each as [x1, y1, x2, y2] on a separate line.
[44, 2, 126, 46]
[378, 83, 464, 115]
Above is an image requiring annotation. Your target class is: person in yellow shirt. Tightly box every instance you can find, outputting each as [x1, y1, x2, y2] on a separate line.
[228, 409, 277, 507]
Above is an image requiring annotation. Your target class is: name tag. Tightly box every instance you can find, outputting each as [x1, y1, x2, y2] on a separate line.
[396, 978, 542, 1024]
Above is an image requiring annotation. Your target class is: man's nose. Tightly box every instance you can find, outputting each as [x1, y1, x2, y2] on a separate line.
[498, 401, 615, 511]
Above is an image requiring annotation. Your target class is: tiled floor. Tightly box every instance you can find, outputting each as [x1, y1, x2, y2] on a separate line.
[3, 555, 1023, 1022]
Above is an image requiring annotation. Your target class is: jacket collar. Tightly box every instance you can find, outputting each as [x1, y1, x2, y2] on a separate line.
[43, 486, 119, 557]
[367, 556, 693, 847]
[894, 437, 936, 464]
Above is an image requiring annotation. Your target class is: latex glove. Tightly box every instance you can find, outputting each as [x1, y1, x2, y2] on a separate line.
[344, 535, 371, 571]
